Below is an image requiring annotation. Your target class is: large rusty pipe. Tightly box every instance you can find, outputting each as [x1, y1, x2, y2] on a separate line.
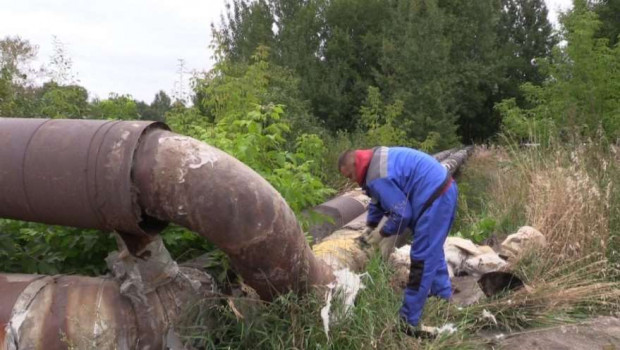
[0, 118, 169, 254]
[0, 266, 214, 350]
[132, 129, 334, 299]
[0, 118, 333, 299]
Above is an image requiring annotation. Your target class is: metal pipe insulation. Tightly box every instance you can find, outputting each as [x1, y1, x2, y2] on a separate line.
[0, 237, 216, 350]
[0, 118, 333, 300]
[442, 146, 474, 174]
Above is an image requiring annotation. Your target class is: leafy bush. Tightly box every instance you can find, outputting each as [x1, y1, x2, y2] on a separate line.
[497, 0, 620, 142]
[0, 219, 115, 275]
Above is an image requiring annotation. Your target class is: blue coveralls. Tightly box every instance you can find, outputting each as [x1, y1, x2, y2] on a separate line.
[362, 147, 458, 326]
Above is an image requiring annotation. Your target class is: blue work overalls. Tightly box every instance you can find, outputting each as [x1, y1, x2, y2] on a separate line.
[362, 147, 458, 326]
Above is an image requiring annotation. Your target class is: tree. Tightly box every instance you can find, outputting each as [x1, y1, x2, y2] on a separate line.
[497, 0, 555, 92]
[136, 90, 171, 122]
[377, 0, 459, 149]
[437, 0, 504, 142]
[215, 0, 275, 61]
[47, 36, 78, 85]
[0, 36, 38, 116]
[589, 0, 620, 47]
[497, 0, 620, 141]
[91, 93, 140, 120]
[38, 82, 89, 119]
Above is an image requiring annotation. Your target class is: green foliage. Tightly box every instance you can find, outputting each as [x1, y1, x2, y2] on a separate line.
[38, 82, 90, 118]
[589, 0, 620, 47]
[91, 93, 140, 120]
[0, 219, 115, 275]
[456, 217, 497, 243]
[177, 255, 423, 349]
[197, 45, 319, 138]
[0, 36, 38, 117]
[137, 90, 172, 122]
[498, 1, 620, 141]
[358, 86, 408, 147]
[166, 46, 335, 222]
[169, 103, 334, 217]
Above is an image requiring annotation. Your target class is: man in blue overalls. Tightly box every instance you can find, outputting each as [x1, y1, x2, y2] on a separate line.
[338, 147, 458, 330]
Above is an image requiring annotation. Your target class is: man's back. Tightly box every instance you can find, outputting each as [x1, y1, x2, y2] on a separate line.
[366, 147, 447, 222]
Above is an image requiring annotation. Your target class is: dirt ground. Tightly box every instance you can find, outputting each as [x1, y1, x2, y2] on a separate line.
[449, 277, 620, 350]
[489, 316, 620, 350]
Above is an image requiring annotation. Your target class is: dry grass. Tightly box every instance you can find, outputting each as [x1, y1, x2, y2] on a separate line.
[523, 148, 611, 259]
[443, 140, 620, 336]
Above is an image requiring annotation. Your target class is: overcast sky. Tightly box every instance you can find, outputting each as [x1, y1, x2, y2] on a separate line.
[0, 0, 573, 103]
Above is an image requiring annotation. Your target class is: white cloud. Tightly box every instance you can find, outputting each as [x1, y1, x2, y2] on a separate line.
[0, 0, 227, 102]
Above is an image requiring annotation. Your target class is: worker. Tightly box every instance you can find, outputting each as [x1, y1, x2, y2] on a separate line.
[338, 147, 457, 331]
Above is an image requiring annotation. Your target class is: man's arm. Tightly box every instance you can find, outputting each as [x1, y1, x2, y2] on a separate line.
[366, 199, 384, 228]
[368, 178, 413, 236]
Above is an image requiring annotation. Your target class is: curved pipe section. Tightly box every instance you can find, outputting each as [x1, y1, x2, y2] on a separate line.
[132, 130, 334, 299]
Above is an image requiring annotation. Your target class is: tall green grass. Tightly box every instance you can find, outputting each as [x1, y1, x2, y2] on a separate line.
[176, 140, 620, 349]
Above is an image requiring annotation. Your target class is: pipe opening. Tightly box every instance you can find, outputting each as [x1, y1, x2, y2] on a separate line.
[138, 212, 168, 235]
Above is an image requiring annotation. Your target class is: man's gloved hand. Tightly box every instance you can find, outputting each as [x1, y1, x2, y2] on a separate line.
[358, 225, 383, 246]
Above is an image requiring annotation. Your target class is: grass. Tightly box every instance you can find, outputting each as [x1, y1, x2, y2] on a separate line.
[176, 138, 620, 349]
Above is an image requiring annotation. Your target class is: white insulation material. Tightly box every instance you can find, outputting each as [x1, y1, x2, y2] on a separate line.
[320, 268, 368, 337]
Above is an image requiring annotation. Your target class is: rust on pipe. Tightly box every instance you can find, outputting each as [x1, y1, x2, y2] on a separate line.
[0, 118, 169, 253]
[308, 190, 369, 242]
[132, 130, 334, 299]
[0, 267, 214, 350]
[0, 118, 333, 300]
[1, 235, 216, 350]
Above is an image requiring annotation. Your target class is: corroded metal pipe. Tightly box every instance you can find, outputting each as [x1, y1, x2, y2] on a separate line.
[307, 190, 370, 242]
[0, 118, 169, 254]
[442, 146, 474, 174]
[0, 250, 215, 350]
[0, 118, 333, 299]
[132, 129, 334, 299]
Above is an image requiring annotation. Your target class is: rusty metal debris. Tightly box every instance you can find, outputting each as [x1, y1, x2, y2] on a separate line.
[0, 236, 216, 350]
[307, 190, 370, 242]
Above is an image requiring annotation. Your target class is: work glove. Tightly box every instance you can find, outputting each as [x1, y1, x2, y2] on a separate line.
[359, 225, 382, 246]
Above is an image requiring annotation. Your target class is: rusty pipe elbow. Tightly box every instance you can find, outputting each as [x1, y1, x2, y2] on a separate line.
[132, 130, 334, 299]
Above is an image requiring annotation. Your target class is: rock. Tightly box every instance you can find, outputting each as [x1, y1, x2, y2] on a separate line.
[389, 237, 509, 291]
[463, 252, 508, 276]
[501, 226, 546, 261]
[445, 237, 507, 277]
